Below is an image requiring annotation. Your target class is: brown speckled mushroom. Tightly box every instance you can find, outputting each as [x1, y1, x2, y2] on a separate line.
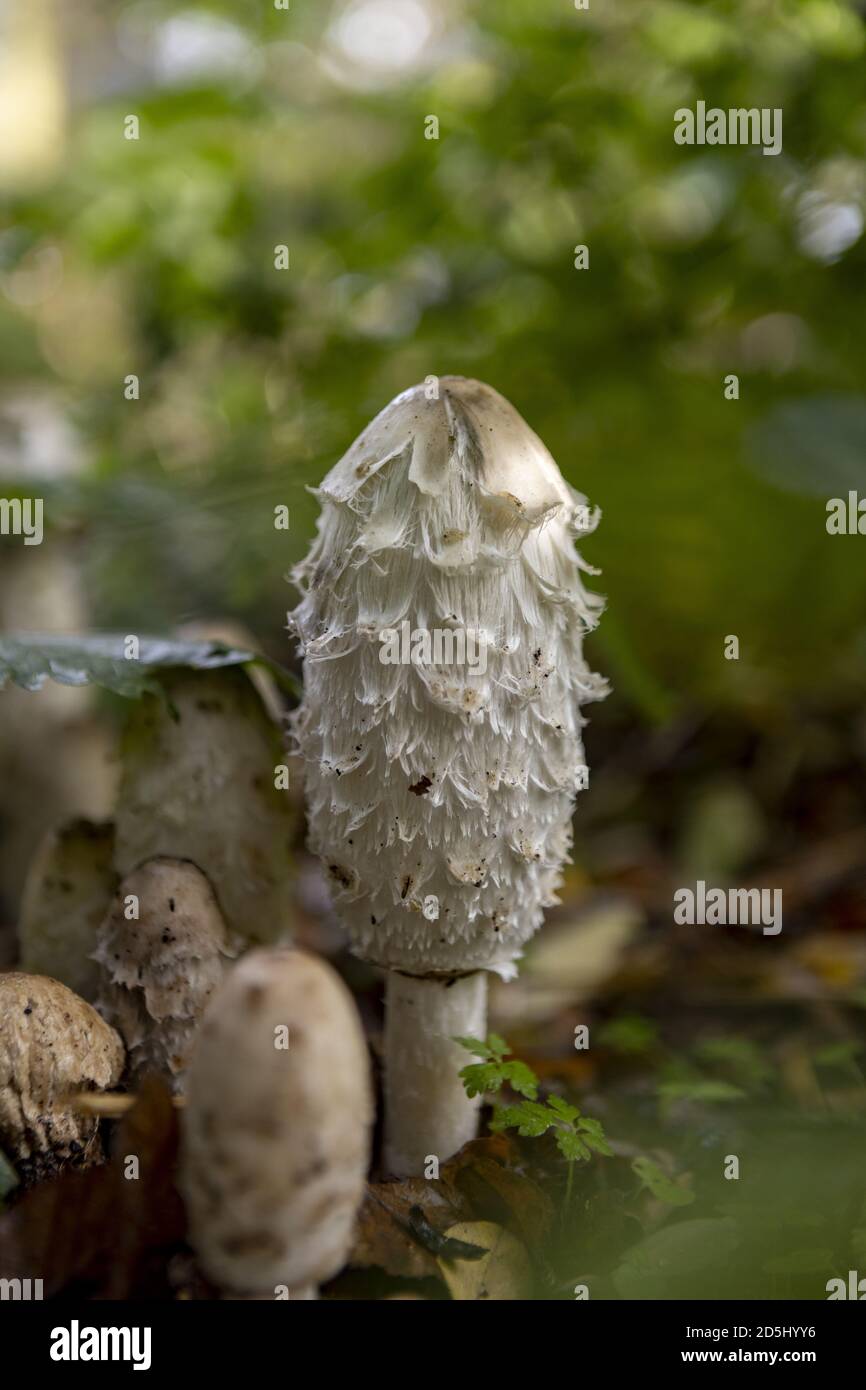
[180, 948, 373, 1299]
[93, 856, 234, 1092]
[0, 973, 124, 1183]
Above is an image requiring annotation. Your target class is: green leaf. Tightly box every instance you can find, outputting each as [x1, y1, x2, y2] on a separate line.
[576, 1115, 605, 1137]
[546, 1094, 580, 1125]
[491, 1091, 612, 1167]
[555, 1129, 591, 1162]
[581, 1129, 615, 1157]
[491, 1101, 553, 1139]
[459, 1061, 509, 1099]
[0, 632, 300, 702]
[632, 1156, 695, 1206]
[583, 1134, 617, 1156]
[456, 1035, 538, 1099]
[502, 1060, 540, 1100]
[454, 1034, 507, 1063]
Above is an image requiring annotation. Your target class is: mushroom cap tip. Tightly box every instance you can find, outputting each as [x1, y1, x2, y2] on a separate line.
[323, 375, 577, 522]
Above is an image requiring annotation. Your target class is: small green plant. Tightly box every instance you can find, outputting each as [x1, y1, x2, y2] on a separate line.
[492, 1096, 613, 1162]
[455, 1035, 613, 1209]
[454, 1033, 539, 1101]
[631, 1156, 695, 1207]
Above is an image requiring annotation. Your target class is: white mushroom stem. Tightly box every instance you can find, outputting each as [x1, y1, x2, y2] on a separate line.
[384, 970, 487, 1177]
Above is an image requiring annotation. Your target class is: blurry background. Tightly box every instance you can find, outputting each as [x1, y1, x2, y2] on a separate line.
[1, 0, 866, 1298]
[2, 0, 866, 908]
[1, 0, 865, 687]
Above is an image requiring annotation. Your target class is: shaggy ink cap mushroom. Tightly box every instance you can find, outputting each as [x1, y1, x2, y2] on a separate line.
[18, 818, 117, 1003]
[289, 378, 607, 1174]
[114, 666, 295, 946]
[93, 856, 233, 1092]
[180, 947, 373, 1299]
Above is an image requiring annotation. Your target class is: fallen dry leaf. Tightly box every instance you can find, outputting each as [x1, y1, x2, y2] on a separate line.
[446, 1134, 555, 1248]
[350, 1132, 553, 1282]
[437, 1221, 534, 1300]
[0, 1075, 185, 1298]
[351, 1178, 472, 1279]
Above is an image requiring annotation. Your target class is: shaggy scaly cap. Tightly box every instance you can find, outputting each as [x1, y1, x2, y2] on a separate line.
[290, 378, 607, 978]
[94, 857, 233, 1092]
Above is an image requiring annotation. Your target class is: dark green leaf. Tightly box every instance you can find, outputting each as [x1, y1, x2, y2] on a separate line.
[0, 633, 299, 701]
[555, 1130, 591, 1163]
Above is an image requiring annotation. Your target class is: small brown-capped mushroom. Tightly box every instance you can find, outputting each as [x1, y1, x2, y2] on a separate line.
[180, 948, 373, 1299]
[18, 818, 117, 1002]
[93, 857, 234, 1092]
[0, 973, 124, 1183]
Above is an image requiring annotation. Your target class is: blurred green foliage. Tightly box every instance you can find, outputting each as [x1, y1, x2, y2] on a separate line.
[1, 0, 865, 716]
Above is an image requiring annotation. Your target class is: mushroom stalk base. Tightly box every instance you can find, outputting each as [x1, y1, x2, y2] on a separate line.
[383, 970, 487, 1178]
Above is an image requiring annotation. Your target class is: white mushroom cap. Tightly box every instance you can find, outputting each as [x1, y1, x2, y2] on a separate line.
[180, 948, 373, 1296]
[93, 857, 233, 1091]
[114, 666, 296, 945]
[290, 377, 607, 977]
[0, 973, 124, 1182]
[322, 377, 574, 523]
[18, 818, 117, 1002]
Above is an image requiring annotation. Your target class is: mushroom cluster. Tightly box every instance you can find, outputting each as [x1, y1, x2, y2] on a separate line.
[4, 378, 605, 1304]
[17, 661, 297, 1010]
